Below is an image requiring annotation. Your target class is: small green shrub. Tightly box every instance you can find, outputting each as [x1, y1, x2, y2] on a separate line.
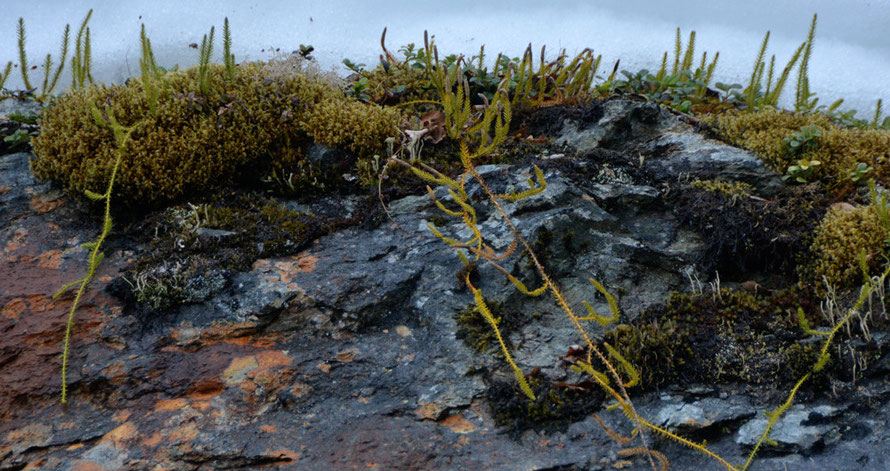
[784, 124, 821, 152]
[782, 158, 821, 183]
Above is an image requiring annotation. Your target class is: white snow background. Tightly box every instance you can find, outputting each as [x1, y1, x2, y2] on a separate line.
[1, 0, 888, 115]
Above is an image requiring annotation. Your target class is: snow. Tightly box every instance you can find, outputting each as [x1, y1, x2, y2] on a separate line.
[1, 0, 888, 115]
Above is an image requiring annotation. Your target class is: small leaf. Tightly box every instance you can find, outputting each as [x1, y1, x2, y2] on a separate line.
[84, 189, 104, 200]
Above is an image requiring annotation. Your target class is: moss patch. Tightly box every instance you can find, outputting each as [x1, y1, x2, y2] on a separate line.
[31, 61, 402, 208]
[670, 181, 830, 278]
[801, 204, 887, 293]
[705, 109, 890, 184]
[455, 298, 534, 355]
[487, 374, 604, 436]
[118, 192, 334, 311]
[603, 285, 888, 394]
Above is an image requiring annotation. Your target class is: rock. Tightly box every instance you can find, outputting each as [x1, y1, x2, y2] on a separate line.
[4, 99, 890, 470]
[195, 227, 239, 241]
[736, 404, 842, 452]
[556, 100, 676, 153]
[647, 394, 755, 434]
[0, 98, 42, 117]
[641, 131, 785, 196]
[305, 142, 348, 171]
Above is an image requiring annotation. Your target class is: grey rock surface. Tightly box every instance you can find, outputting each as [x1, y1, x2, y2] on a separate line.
[3, 99, 890, 471]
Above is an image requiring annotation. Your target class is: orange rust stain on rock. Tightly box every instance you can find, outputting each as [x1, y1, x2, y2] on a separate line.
[101, 362, 127, 384]
[0, 184, 9, 195]
[335, 349, 357, 363]
[154, 398, 188, 412]
[296, 255, 317, 272]
[252, 337, 279, 348]
[66, 443, 84, 450]
[192, 400, 212, 411]
[187, 378, 225, 400]
[142, 432, 163, 447]
[255, 350, 292, 369]
[1, 298, 27, 319]
[260, 425, 277, 433]
[29, 196, 63, 214]
[4, 228, 28, 253]
[112, 410, 132, 422]
[168, 424, 200, 443]
[35, 250, 62, 269]
[104, 421, 137, 447]
[25, 294, 53, 312]
[23, 459, 51, 471]
[222, 336, 252, 346]
[414, 402, 445, 421]
[70, 461, 107, 471]
[240, 381, 258, 394]
[291, 382, 312, 398]
[440, 413, 477, 434]
[4, 423, 51, 447]
[222, 355, 259, 386]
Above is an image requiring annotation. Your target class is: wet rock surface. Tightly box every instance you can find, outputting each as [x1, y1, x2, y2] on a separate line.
[2, 98, 890, 470]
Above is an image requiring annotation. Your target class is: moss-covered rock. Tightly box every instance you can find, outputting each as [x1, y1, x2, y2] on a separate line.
[705, 108, 890, 184]
[121, 193, 334, 311]
[31, 61, 402, 208]
[603, 287, 819, 390]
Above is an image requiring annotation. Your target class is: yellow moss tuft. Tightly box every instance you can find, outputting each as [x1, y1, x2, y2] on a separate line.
[362, 63, 437, 105]
[690, 178, 752, 201]
[303, 96, 401, 154]
[705, 109, 890, 183]
[802, 204, 886, 293]
[31, 61, 401, 207]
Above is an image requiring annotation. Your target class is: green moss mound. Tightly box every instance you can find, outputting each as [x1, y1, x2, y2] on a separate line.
[705, 109, 890, 184]
[31, 61, 402, 208]
[802, 204, 887, 293]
